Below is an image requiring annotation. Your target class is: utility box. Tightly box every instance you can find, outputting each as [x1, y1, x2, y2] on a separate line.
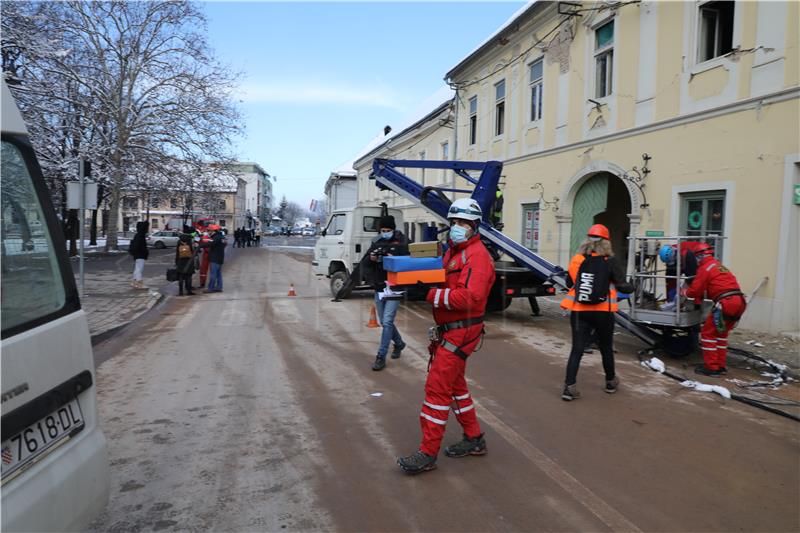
[409, 241, 441, 258]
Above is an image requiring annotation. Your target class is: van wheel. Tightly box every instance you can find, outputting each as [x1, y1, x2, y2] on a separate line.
[154, 241, 165, 249]
[486, 292, 512, 312]
[330, 271, 352, 299]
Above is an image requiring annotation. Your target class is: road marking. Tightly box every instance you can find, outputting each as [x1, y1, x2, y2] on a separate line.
[401, 304, 641, 533]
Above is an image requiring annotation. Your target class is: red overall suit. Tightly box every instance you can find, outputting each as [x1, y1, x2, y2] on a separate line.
[419, 234, 495, 457]
[684, 257, 746, 371]
[198, 233, 211, 287]
[666, 241, 705, 296]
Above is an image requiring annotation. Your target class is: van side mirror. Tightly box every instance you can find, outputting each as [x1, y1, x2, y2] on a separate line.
[321, 229, 326, 237]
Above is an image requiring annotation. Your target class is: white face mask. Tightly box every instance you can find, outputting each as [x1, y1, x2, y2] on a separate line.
[381, 231, 394, 240]
[450, 224, 470, 244]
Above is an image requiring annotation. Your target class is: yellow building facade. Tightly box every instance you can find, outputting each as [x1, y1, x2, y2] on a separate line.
[443, 1, 798, 334]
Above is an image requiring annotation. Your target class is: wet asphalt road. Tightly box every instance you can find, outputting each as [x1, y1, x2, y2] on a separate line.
[88, 245, 800, 532]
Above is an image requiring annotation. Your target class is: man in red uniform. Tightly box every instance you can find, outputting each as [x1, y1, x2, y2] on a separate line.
[197, 230, 211, 288]
[397, 198, 496, 475]
[682, 244, 747, 376]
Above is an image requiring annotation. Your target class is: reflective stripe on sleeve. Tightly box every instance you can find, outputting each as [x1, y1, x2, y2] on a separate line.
[433, 289, 442, 308]
[443, 288, 451, 310]
[420, 412, 447, 425]
[423, 401, 450, 411]
[453, 393, 470, 400]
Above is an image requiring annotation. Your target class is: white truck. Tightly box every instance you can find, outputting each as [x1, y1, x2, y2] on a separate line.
[313, 204, 403, 298]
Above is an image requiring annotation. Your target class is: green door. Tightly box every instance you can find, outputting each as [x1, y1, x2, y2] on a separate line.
[570, 174, 608, 254]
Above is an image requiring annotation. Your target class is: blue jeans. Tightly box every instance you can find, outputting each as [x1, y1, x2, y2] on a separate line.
[208, 262, 223, 291]
[375, 293, 404, 358]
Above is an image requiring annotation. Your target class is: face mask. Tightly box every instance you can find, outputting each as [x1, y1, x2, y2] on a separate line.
[381, 231, 394, 240]
[450, 224, 470, 244]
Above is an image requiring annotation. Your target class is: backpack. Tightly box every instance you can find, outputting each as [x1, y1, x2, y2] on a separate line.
[574, 254, 611, 305]
[178, 242, 192, 258]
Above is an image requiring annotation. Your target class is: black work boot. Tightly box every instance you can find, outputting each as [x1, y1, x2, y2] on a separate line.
[397, 451, 437, 474]
[391, 342, 405, 359]
[695, 365, 722, 377]
[372, 356, 386, 371]
[444, 434, 487, 458]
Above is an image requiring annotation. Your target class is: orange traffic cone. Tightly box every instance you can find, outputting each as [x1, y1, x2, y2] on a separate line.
[287, 283, 297, 297]
[367, 305, 380, 328]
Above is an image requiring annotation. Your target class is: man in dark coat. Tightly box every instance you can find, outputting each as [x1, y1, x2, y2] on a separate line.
[202, 225, 227, 292]
[175, 233, 196, 296]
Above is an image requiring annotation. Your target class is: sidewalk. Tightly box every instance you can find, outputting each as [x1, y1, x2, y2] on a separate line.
[75, 268, 164, 340]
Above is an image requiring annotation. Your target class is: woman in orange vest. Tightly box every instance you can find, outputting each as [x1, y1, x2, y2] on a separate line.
[560, 224, 633, 401]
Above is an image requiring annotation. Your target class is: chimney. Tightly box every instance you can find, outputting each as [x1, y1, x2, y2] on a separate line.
[384, 125, 392, 136]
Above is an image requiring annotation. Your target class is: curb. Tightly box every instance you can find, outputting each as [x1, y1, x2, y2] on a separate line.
[90, 291, 166, 346]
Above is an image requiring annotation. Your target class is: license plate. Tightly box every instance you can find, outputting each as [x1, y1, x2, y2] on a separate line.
[520, 287, 538, 295]
[1, 399, 85, 479]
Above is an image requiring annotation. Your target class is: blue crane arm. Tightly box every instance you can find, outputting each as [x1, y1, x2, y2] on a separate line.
[371, 158, 567, 286]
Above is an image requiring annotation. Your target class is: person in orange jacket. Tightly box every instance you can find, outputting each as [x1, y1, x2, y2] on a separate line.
[397, 198, 495, 475]
[197, 230, 211, 288]
[681, 244, 746, 376]
[560, 224, 633, 401]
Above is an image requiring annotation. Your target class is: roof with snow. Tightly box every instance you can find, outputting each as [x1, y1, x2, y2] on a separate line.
[350, 85, 454, 168]
[445, 1, 539, 81]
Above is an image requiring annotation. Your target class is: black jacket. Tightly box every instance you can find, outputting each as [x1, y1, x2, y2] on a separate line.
[129, 232, 149, 260]
[175, 237, 195, 274]
[362, 230, 409, 292]
[205, 233, 227, 264]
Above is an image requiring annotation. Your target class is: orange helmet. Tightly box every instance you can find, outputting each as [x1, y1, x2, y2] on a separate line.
[587, 224, 610, 240]
[208, 224, 221, 231]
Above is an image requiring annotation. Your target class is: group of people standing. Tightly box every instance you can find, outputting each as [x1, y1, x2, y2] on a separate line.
[342, 199, 744, 476]
[234, 227, 259, 248]
[128, 223, 228, 295]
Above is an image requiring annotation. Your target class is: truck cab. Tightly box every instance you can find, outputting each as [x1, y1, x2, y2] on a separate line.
[313, 205, 403, 298]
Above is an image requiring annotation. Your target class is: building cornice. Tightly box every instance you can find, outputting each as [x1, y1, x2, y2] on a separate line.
[502, 87, 800, 167]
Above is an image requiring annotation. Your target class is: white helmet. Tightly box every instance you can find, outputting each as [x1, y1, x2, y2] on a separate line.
[447, 198, 483, 222]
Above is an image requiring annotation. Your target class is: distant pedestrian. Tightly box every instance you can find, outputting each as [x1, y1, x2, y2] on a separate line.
[234, 228, 241, 248]
[129, 221, 149, 290]
[559, 224, 633, 401]
[175, 234, 196, 296]
[202, 225, 227, 292]
[246, 229, 253, 247]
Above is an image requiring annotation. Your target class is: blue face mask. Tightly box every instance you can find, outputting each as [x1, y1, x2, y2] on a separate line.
[450, 224, 470, 244]
[381, 231, 394, 240]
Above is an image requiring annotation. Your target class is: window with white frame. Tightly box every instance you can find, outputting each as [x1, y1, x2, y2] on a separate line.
[419, 150, 426, 185]
[494, 80, 505, 136]
[469, 96, 477, 145]
[697, 1, 734, 63]
[594, 20, 614, 98]
[441, 141, 449, 160]
[529, 59, 543, 122]
[680, 190, 726, 255]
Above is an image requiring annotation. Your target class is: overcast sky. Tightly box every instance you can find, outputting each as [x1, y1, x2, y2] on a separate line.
[203, 1, 526, 208]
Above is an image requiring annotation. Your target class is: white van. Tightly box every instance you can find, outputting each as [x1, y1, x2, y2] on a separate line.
[1, 81, 110, 530]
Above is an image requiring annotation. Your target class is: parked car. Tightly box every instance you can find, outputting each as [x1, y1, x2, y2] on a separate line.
[302, 227, 316, 237]
[262, 227, 279, 236]
[146, 230, 180, 248]
[290, 227, 304, 236]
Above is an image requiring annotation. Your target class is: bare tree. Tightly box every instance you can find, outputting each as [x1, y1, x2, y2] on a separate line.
[3, 1, 243, 250]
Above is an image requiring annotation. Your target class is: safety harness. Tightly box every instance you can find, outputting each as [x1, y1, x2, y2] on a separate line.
[715, 290, 746, 321]
[436, 316, 485, 361]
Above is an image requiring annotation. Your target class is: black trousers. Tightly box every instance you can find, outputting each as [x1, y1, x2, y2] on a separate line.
[565, 311, 615, 385]
[178, 272, 192, 294]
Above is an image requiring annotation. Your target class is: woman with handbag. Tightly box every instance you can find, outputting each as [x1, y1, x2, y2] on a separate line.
[174, 234, 196, 296]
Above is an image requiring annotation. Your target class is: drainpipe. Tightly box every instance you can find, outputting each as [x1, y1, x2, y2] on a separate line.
[451, 85, 458, 199]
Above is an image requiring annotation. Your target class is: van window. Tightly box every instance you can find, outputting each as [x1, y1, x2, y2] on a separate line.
[325, 213, 346, 235]
[1, 141, 66, 332]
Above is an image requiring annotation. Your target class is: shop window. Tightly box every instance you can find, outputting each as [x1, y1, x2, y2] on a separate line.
[594, 20, 614, 98]
[680, 191, 725, 254]
[697, 1, 734, 63]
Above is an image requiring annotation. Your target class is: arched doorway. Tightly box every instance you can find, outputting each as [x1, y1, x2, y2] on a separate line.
[569, 172, 632, 267]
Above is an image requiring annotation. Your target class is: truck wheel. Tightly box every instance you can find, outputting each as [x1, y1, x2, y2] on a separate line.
[659, 327, 696, 357]
[486, 292, 512, 312]
[330, 271, 352, 299]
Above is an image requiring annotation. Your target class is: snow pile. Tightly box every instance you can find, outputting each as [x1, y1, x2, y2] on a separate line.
[640, 357, 666, 373]
[680, 380, 731, 399]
